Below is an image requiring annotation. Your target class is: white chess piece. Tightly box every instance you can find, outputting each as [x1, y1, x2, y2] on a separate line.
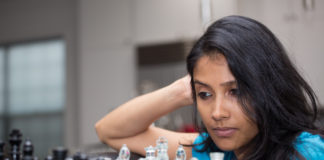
[209, 152, 224, 160]
[175, 145, 186, 160]
[117, 144, 131, 160]
[144, 145, 156, 160]
[156, 137, 169, 160]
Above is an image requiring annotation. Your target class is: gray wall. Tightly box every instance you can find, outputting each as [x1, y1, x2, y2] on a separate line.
[78, 0, 136, 146]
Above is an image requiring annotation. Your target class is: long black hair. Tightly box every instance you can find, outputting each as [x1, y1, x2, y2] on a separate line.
[186, 15, 323, 160]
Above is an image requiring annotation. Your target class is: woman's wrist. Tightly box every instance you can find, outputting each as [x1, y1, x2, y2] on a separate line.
[167, 77, 193, 107]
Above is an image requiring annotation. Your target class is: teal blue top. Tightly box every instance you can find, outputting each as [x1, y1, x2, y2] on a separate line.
[192, 132, 324, 160]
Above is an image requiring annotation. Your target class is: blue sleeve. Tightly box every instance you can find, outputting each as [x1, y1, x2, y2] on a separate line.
[192, 133, 211, 160]
[192, 133, 235, 160]
[193, 132, 324, 159]
[294, 132, 324, 159]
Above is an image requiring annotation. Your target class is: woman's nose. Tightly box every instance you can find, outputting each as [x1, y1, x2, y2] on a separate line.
[211, 97, 230, 121]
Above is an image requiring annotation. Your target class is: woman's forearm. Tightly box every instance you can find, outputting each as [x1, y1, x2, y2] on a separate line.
[95, 76, 192, 142]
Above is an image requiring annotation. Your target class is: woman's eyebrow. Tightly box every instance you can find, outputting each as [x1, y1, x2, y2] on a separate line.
[194, 80, 211, 88]
[220, 80, 237, 87]
[194, 80, 236, 88]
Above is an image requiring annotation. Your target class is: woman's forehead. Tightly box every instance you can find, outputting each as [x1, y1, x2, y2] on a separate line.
[197, 54, 227, 67]
[193, 55, 236, 85]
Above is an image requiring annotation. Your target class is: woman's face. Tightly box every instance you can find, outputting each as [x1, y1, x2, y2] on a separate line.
[193, 54, 258, 156]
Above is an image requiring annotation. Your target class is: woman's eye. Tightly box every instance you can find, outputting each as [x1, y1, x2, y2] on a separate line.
[229, 88, 239, 96]
[198, 92, 212, 100]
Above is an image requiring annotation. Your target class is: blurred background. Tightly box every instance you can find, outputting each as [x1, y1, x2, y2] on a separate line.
[0, 0, 323, 158]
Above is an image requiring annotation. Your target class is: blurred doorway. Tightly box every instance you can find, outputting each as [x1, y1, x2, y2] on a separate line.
[136, 41, 195, 132]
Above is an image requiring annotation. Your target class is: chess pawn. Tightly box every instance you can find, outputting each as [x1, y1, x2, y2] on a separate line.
[72, 152, 81, 160]
[78, 153, 88, 160]
[52, 147, 68, 160]
[22, 139, 34, 160]
[175, 145, 186, 160]
[144, 146, 155, 160]
[72, 152, 88, 160]
[9, 129, 23, 160]
[64, 157, 73, 160]
[117, 144, 130, 160]
[155, 137, 168, 160]
[44, 155, 53, 160]
[209, 152, 224, 160]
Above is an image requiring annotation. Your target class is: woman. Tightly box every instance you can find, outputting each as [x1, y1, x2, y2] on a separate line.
[95, 16, 324, 160]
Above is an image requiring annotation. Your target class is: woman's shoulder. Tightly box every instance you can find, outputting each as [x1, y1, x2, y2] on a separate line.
[294, 131, 324, 159]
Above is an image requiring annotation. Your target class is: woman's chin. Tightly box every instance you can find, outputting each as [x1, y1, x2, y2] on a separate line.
[216, 144, 235, 151]
[212, 138, 237, 151]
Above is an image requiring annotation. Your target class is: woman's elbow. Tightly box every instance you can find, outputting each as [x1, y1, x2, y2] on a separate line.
[95, 121, 110, 143]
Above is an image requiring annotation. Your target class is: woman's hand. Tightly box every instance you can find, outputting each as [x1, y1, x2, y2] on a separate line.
[170, 75, 194, 107]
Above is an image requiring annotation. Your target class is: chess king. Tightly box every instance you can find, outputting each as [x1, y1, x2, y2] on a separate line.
[95, 15, 324, 160]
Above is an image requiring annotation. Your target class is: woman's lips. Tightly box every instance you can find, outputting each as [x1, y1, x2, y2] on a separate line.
[212, 127, 237, 137]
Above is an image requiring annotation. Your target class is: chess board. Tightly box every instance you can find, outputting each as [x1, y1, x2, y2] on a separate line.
[0, 129, 143, 160]
[0, 129, 225, 160]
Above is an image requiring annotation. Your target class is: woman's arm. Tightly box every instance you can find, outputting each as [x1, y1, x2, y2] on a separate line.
[95, 75, 198, 159]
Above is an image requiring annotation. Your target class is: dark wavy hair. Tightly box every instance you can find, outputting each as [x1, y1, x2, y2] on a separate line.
[186, 15, 323, 160]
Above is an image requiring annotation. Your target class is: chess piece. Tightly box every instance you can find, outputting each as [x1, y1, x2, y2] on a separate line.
[52, 147, 68, 160]
[95, 157, 105, 160]
[44, 155, 53, 160]
[144, 146, 155, 160]
[78, 153, 87, 160]
[64, 157, 73, 160]
[209, 152, 224, 160]
[175, 145, 186, 160]
[72, 152, 87, 160]
[156, 137, 168, 160]
[22, 139, 34, 160]
[116, 144, 130, 160]
[72, 152, 81, 160]
[9, 129, 23, 160]
[0, 141, 5, 160]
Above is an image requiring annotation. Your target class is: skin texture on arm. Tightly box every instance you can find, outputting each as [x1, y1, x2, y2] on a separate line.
[95, 76, 198, 159]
